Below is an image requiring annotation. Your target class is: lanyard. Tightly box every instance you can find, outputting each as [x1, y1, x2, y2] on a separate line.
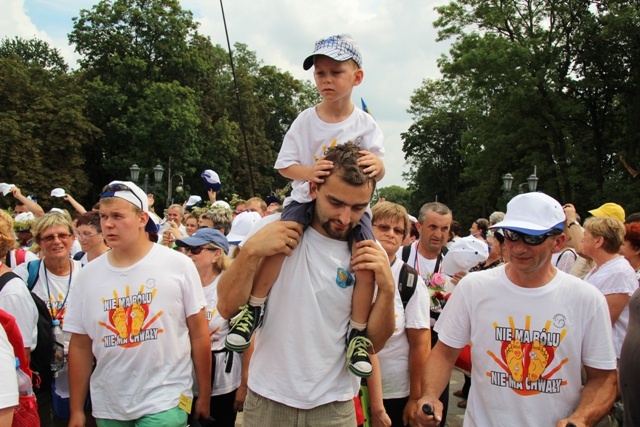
[412, 241, 443, 280]
[43, 259, 72, 321]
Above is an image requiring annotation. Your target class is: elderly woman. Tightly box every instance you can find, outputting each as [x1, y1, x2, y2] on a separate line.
[176, 228, 242, 427]
[14, 212, 82, 425]
[74, 211, 109, 265]
[366, 202, 431, 427]
[582, 217, 639, 359]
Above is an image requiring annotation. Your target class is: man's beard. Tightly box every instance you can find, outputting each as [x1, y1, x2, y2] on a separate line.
[321, 219, 353, 240]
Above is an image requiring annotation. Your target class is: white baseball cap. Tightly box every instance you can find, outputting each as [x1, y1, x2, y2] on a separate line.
[100, 180, 158, 232]
[50, 188, 66, 198]
[490, 192, 565, 236]
[186, 195, 202, 207]
[227, 211, 261, 245]
[442, 236, 489, 276]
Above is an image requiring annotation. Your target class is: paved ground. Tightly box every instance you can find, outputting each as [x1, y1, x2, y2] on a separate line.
[234, 369, 467, 426]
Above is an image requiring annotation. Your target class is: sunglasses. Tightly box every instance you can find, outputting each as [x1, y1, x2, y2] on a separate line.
[502, 229, 561, 246]
[184, 246, 217, 255]
[40, 233, 73, 244]
[373, 223, 406, 236]
[101, 183, 143, 210]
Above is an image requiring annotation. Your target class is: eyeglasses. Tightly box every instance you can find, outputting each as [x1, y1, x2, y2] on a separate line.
[373, 223, 406, 236]
[502, 229, 561, 246]
[101, 183, 143, 210]
[40, 233, 73, 244]
[184, 246, 217, 255]
[75, 232, 100, 240]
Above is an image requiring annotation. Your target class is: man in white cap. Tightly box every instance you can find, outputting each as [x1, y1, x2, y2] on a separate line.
[414, 192, 618, 427]
[65, 180, 211, 427]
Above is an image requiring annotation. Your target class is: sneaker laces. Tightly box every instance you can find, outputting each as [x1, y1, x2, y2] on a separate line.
[229, 304, 255, 334]
[346, 334, 372, 365]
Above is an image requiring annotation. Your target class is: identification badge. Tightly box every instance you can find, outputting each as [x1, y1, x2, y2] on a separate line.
[178, 393, 192, 414]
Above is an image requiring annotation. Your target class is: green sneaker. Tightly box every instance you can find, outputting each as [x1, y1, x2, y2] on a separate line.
[346, 329, 373, 378]
[225, 304, 262, 352]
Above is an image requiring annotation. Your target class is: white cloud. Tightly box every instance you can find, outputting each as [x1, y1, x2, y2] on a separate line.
[4, 0, 453, 188]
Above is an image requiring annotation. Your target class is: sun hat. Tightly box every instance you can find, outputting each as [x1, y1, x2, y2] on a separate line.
[490, 192, 565, 236]
[588, 203, 625, 223]
[100, 180, 158, 233]
[265, 195, 282, 206]
[176, 227, 229, 254]
[201, 170, 221, 192]
[50, 188, 66, 198]
[186, 195, 202, 208]
[441, 236, 489, 276]
[303, 34, 362, 70]
[13, 212, 35, 232]
[0, 183, 15, 196]
[212, 200, 231, 210]
[227, 211, 261, 245]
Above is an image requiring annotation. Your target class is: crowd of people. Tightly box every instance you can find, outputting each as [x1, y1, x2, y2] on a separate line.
[0, 32, 639, 427]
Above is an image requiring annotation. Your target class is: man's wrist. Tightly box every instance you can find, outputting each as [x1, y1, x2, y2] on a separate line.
[568, 221, 580, 228]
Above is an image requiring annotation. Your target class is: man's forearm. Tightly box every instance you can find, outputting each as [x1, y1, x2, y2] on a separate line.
[421, 341, 460, 400]
[217, 248, 261, 319]
[68, 334, 94, 414]
[367, 282, 394, 352]
[568, 367, 617, 425]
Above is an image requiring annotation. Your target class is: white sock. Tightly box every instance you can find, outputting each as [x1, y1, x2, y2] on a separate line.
[350, 320, 367, 331]
[248, 295, 267, 307]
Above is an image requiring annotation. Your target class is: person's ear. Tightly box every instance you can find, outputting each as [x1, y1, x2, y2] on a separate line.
[309, 181, 319, 201]
[353, 68, 364, 87]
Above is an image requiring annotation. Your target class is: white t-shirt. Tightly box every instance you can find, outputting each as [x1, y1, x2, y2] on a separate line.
[0, 325, 18, 409]
[248, 227, 359, 409]
[0, 274, 38, 349]
[201, 274, 241, 397]
[15, 258, 82, 399]
[63, 244, 207, 420]
[377, 259, 431, 399]
[435, 266, 616, 427]
[583, 256, 638, 358]
[275, 106, 384, 203]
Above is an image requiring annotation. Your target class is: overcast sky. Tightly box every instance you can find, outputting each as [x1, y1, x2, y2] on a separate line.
[2, 0, 451, 188]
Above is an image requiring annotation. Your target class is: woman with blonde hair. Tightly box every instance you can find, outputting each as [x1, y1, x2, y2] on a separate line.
[582, 216, 638, 359]
[176, 228, 242, 427]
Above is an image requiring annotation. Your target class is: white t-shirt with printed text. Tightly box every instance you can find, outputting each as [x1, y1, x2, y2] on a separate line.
[435, 266, 616, 427]
[63, 244, 207, 420]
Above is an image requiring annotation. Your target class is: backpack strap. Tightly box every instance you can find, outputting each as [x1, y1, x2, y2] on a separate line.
[0, 271, 20, 293]
[398, 262, 420, 309]
[26, 260, 41, 291]
[401, 244, 412, 263]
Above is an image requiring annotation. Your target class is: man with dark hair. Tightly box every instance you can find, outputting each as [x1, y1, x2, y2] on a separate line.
[217, 142, 394, 426]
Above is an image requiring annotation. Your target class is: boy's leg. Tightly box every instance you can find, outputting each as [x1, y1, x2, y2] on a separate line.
[225, 201, 312, 352]
[347, 209, 375, 378]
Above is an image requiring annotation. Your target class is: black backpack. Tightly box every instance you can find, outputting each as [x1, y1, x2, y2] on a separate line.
[0, 269, 55, 392]
[399, 244, 448, 308]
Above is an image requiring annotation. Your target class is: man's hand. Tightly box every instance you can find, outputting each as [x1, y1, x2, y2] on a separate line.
[562, 203, 579, 223]
[403, 398, 419, 426]
[310, 158, 334, 184]
[193, 395, 210, 420]
[234, 385, 247, 412]
[67, 411, 86, 427]
[450, 271, 467, 286]
[412, 398, 443, 427]
[358, 150, 385, 180]
[351, 240, 392, 281]
[243, 221, 303, 258]
[371, 408, 392, 427]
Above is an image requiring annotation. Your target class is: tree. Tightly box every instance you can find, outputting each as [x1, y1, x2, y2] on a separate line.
[403, 0, 640, 221]
[0, 56, 99, 210]
[0, 37, 68, 76]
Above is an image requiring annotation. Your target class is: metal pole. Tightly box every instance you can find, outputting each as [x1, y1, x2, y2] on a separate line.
[219, 0, 257, 196]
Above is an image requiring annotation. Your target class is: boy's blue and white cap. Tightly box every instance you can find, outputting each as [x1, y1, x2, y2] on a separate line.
[490, 192, 565, 236]
[201, 169, 221, 192]
[303, 34, 362, 70]
[100, 180, 159, 233]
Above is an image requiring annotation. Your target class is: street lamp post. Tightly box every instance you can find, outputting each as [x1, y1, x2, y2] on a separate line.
[502, 166, 538, 199]
[130, 164, 164, 194]
[164, 157, 184, 207]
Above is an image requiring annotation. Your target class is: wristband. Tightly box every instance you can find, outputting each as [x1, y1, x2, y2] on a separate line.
[568, 221, 579, 228]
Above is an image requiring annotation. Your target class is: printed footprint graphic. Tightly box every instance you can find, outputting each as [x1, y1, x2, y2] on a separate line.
[130, 302, 145, 336]
[505, 339, 524, 382]
[112, 306, 128, 339]
[528, 340, 549, 381]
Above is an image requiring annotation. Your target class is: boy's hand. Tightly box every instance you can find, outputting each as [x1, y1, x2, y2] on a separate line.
[310, 158, 334, 184]
[358, 150, 384, 179]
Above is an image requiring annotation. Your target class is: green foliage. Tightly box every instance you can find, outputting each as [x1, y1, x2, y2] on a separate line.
[0, 56, 99, 211]
[404, 0, 640, 226]
[372, 186, 415, 214]
[0, 37, 68, 76]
